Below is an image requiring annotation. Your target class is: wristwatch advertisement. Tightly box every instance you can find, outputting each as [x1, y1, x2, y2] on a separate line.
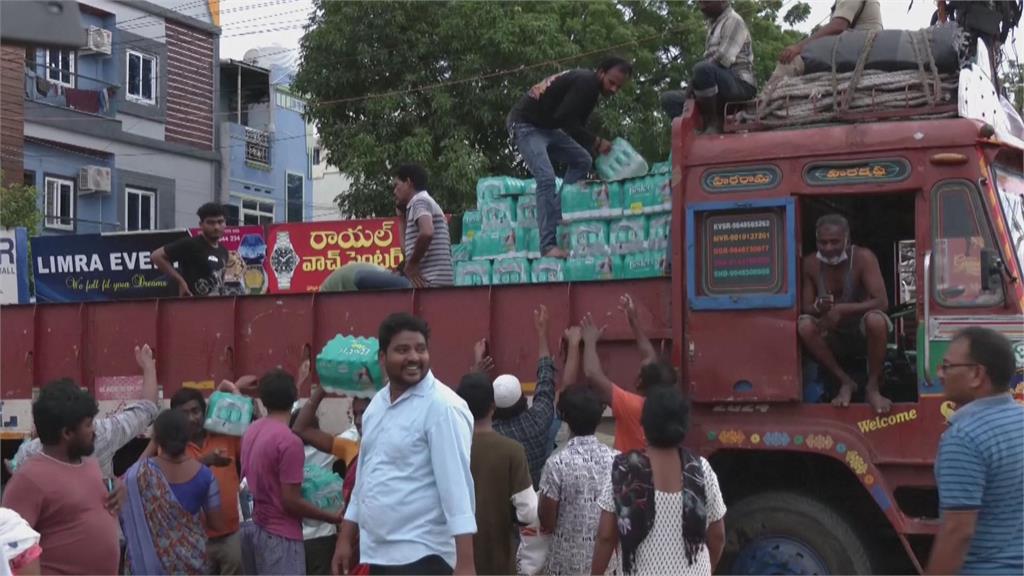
[270, 230, 300, 290]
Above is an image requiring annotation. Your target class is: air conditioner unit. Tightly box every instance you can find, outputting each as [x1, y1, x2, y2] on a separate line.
[79, 166, 111, 194]
[81, 26, 112, 56]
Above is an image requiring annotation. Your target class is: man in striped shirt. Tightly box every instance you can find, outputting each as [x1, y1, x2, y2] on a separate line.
[394, 164, 454, 288]
[927, 327, 1023, 575]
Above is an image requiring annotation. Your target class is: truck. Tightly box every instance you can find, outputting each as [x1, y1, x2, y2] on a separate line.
[3, 40, 1023, 576]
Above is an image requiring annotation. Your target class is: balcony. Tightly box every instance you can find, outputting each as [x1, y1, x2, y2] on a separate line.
[244, 126, 271, 168]
[24, 65, 118, 119]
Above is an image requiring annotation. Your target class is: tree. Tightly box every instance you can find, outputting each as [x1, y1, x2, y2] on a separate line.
[295, 0, 808, 217]
[0, 172, 40, 236]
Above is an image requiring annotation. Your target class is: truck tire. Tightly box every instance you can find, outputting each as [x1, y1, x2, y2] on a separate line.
[721, 491, 874, 575]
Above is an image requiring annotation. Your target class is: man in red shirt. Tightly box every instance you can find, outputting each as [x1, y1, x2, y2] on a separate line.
[3, 380, 124, 574]
[579, 294, 677, 452]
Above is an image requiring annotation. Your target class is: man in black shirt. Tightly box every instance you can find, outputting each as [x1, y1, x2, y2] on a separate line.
[507, 57, 632, 259]
[152, 202, 229, 297]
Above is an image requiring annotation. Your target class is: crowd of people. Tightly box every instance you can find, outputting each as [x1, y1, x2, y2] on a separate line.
[2, 294, 1021, 575]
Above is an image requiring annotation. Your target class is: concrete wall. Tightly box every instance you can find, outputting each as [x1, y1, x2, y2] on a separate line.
[25, 123, 218, 230]
[272, 90, 311, 222]
[312, 170, 351, 221]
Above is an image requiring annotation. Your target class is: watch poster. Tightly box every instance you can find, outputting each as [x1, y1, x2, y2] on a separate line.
[264, 219, 404, 293]
[189, 225, 267, 296]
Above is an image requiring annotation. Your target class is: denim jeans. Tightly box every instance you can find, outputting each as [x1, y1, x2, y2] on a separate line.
[354, 269, 412, 290]
[510, 122, 593, 253]
[691, 61, 756, 101]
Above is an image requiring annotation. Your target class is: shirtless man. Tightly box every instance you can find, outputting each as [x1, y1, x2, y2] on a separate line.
[798, 214, 893, 413]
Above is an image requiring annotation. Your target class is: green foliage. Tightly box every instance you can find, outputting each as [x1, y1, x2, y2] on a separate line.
[1001, 62, 1023, 114]
[0, 172, 40, 236]
[295, 0, 809, 217]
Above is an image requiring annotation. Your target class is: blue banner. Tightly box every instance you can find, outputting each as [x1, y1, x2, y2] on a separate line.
[31, 230, 189, 302]
[0, 227, 30, 305]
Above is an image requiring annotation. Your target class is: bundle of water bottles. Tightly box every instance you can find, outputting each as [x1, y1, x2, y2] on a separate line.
[455, 138, 672, 286]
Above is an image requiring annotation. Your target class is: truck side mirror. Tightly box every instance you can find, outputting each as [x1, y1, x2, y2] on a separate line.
[980, 248, 1003, 292]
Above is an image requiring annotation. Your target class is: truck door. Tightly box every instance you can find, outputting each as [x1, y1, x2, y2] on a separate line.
[921, 176, 1017, 394]
[684, 198, 800, 402]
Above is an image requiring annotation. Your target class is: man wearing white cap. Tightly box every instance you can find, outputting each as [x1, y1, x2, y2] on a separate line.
[491, 305, 558, 488]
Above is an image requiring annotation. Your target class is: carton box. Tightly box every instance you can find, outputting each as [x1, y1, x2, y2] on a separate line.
[456, 260, 492, 286]
[492, 257, 531, 285]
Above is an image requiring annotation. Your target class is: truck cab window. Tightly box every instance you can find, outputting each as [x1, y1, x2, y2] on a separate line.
[932, 180, 1004, 307]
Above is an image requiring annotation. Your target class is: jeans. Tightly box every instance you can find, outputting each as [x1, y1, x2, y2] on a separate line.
[692, 61, 756, 101]
[354, 269, 412, 290]
[510, 122, 593, 252]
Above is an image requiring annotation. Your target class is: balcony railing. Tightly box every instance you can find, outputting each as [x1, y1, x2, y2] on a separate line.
[24, 65, 118, 119]
[244, 127, 271, 168]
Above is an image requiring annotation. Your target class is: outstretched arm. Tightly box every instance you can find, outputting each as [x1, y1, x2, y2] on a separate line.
[561, 327, 582, 389]
[620, 294, 656, 366]
[581, 315, 613, 404]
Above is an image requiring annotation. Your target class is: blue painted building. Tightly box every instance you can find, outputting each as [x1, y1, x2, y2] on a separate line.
[20, 0, 222, 236]
[218, 60, 312, 224]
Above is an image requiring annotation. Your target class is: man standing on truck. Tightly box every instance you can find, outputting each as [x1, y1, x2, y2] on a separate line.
[927, 327, 1023, 575]
[797, 214, 893, 413]
[394, 164, 454, 288]
[660, 1, 756, 133]
[151, 202, 229, 297]
[771, 0, 883, 84]
[507, 57, 633, 259]
[334, 313, 476, 576]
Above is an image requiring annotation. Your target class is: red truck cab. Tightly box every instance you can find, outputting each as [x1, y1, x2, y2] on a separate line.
[671, 99, 1024, 572]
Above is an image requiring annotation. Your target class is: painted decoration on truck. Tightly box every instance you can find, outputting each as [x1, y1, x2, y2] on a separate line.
[31, 230, 189, 302]
[687, 198, 796, 310]
[263, 219, 403, 293]
[189, 226, 267, 295]
[803, 158, 911, 186]
[701, 165, 781, 193]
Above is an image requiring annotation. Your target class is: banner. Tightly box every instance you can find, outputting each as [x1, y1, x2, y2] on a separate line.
[0, 227, 30, 305]
[31, 230, 189, 302]
[189, 225, 268, 295]
[264, 218, 403, 293]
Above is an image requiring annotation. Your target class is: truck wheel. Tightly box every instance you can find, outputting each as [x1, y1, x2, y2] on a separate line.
[721, 491, 874, 575]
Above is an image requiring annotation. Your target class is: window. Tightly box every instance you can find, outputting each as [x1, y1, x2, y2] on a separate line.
[275, 90, 305, 114]
[126, 50, 156, 104]
[44, 176, 75, 231]
[23, 171, 35, 188]
[312, 146, 321, 166]
[286, 172, 304, 223]
[993, 166, 1024, 278]
[240, 198, 274, 225]
[931, 180, 1004, 307]
[47, 48, 75, 87]
[125, 187, 156, 231]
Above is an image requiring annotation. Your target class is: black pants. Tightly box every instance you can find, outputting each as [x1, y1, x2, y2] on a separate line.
[304, 535, 338, 576]
[369, 554, 453, 576]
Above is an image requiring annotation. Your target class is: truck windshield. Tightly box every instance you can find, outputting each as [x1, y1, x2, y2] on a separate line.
[994, 166, 1024, 276]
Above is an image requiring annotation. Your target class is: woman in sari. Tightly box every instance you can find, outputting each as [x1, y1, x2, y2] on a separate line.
[121, 409, 225, 575]
[591, 386, 726, 576]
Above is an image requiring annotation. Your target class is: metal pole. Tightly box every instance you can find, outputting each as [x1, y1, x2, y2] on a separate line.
[237, 65, 242, 125]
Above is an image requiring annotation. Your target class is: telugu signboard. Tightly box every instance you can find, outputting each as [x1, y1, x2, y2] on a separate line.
[702, 210, 783, 295]
[0, 227, 30, 305]
[189, 225, 268, 295]
[264, 218, 404, 293]
[31, 230, 189, 302]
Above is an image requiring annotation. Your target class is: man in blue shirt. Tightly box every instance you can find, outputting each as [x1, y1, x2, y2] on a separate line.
[334, 313, 476, 576]
[927, 327, 1023, 575]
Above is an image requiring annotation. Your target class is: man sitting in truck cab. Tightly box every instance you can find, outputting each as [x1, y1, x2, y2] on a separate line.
[798, 214, 894, 414]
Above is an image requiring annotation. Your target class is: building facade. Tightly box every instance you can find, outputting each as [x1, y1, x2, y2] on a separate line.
[218, 59, 312, 225]
[310, 136, 350, 221]
[10, 0, 222, 235]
